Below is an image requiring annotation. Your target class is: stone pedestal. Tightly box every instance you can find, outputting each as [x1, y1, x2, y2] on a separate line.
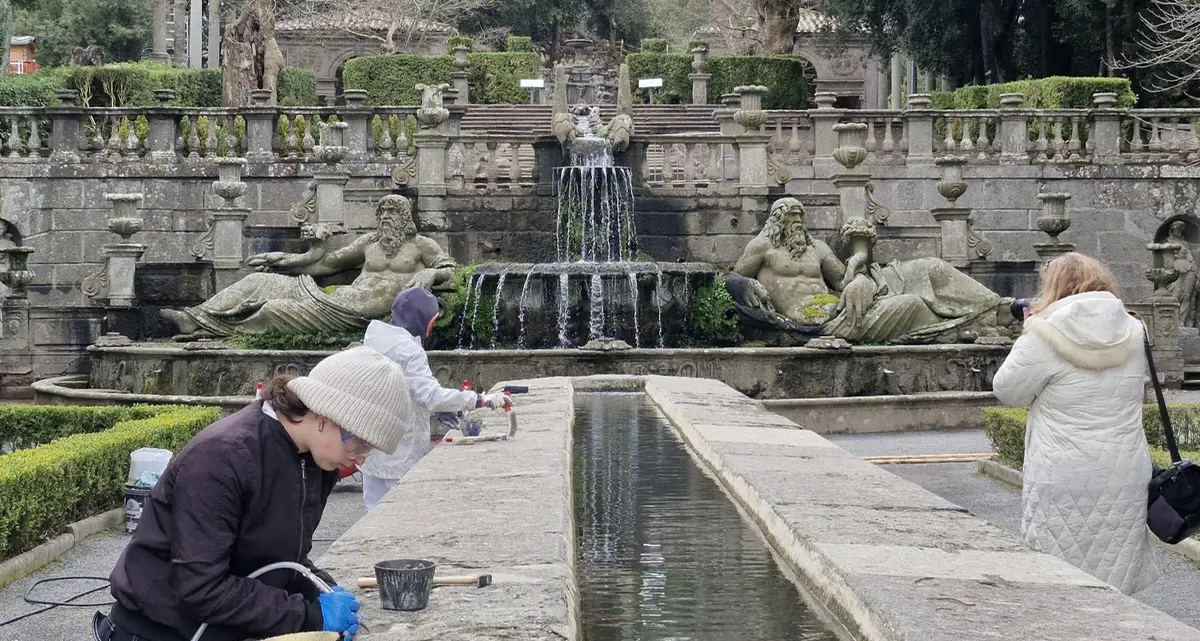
[211, 209, 249, 290]
[1091, 92, 1122, 164]
[451, 72, 470, 105]
[313, 173, 349, 229]
[147, 90, 179, 162]
[810, 93, 842, 162]
[244, 90, 277, 162]
[534, 137, 564, 196]
[415, 133, 449, 224]
[931, 206, 971, 267]
[998, 93, 1029, 164]
[48, 91, 83, 162]
[689, 73, 711, 105]
[904, 94, 934, 162]
[341, 90, 371, 162]
[104, 243, 147, 308]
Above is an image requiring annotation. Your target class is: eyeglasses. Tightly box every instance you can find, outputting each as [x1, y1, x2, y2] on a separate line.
[338, 424, 376, 459]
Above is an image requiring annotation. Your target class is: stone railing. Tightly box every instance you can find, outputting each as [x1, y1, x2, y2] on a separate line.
[7, 89, 1200, 171]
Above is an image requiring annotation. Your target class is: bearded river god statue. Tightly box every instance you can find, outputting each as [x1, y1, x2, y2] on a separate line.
[160, 195, 456, 338]
[728, 198, 1015, 344]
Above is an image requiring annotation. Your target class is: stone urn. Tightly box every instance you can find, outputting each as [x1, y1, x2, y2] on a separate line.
[0, 246, 34, 294]
[314, 121, 348, 163]
[55, 90, 79, 106]
[453, 45, 470, 71]
[153, 89, 177, 107]
[935, 156, 968, 204]
[213, 157, 248, 205]
[999, 93, 1025, 110]
[1147, 242, 1181, 294]
[1093, 92, 1119, 109]
[250, 89, 273, 106]
[732, 85, 768, 131]
[691, 44, 709, 73]
[108, 216, 143, 241]
[1035, 192, 1072, 240]
[831, 123, 869, 170]
[105, 193, 143, 225]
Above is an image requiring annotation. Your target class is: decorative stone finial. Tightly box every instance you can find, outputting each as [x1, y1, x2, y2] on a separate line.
[831, 123, 868, 170]
[1033, 192, 1075, 261]
[213, 157, 248, 206]
[935, 156, 968, 205]
[999, 93, 1025, 109]
[414, 83, 451, 129]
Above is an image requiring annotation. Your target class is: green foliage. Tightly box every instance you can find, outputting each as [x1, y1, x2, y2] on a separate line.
[430, 265, 478, 348]
[447, 35, 475, 50]
[983, 403, 1200, 469]
[277, 67, 319, 107]
[505, 36, 534, 52]
[626, 53, 811, 108]
[0, 405, 219, 559]
[223, 331, 364, 351]
[343, 53, 540, 105]
[14, 0, 149, 68]
[641, 38, 670, 54]
[938, 77, 1138, 110]
[0, 71, 63, 107]
[687, 275, 742, 347]
[0, 405, 162, 452]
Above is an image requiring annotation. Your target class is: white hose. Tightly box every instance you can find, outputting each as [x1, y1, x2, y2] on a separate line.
[188, 561, 334, 641]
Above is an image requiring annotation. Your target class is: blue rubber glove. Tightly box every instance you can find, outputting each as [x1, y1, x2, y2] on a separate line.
[318, 586, 360, 640]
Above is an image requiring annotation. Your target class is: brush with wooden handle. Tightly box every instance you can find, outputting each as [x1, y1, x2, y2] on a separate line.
[358, 574, 492, 589]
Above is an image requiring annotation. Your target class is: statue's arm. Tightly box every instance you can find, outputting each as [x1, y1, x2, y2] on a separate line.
[305, 234, 372, 276]
[818, 243, 848, 291]
[414, 236, 456, 286]
[733, 237, 769, 277]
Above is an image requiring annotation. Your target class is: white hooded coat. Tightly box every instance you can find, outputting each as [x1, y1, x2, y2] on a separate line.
[993, 291, 1159, 595]
[359, 320, 479, 480]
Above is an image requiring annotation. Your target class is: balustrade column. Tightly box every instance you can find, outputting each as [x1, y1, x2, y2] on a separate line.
[148, 0, 170, 63]
[47, 90, 83, 162]
[341, 90, 371, 162]
[243, 89, 277, 161]
[810, 92, 842, 173]
[997, 93, 1028, 164]
[733, 86, 770, 205]
[904, 93, 934, 162]
[452, 46, 471, 104]
[146, 89, 179, 162]
[210, 158, 250, 290]
[1090, 92, 1122, 164]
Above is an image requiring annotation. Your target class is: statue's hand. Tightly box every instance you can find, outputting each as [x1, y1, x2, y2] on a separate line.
[245, 252, 288, 272]
[405, 269, 438, 290]
[837, 274, 875, 325]
[746, 279, 776, 313]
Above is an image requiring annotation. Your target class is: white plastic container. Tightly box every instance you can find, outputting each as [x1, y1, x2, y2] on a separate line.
[127, 448, 173, 487]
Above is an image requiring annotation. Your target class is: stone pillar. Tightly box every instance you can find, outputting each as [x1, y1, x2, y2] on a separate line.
[148, 0, 170, 63]
[1091, 92, 1122, 164]
[312, 122, 349, 229]
[998, 93, 1029, 164]
[415, 130, 449, 229]
[734, 85, 770, 216]
[341, 90, 371, 162]
[904, 93, 934, 162]
[689, 45, 710, 105]
[172, 0, 188, 66]
[1143, 242, 1184, 388]
[889, 53, 903, 109]
[146, 89, 179, 162]
[831, 123, 869, 226]
[714, 93, 742, 180]
[243, 89, 276, 162]
[533, 137, 564, 196]
[206, 0, 220, 69]
[99, 194, 146, 308]
[210, 159, 250, 290]
[452, 46, 470, 104]
[1033, 192, 1074, 262]
[47, 90, 83, 162]
[811, 92, 841, 158]
[188, 0, 203, 68]
[930, 156, 971, 267]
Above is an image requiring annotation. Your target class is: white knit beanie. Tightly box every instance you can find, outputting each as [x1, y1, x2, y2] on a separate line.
[286, 346, 412, 455]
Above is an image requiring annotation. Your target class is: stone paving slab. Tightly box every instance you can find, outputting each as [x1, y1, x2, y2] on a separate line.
[316, 379, 576, 641]
[642, 375, 1200, 641]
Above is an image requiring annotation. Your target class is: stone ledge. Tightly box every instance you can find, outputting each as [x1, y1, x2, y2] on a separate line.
[643, 375, 1200, 641]
[763, 391, 998, 434]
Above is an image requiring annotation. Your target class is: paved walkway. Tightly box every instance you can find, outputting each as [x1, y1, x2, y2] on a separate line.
[827, 429, 1200, 629]
[0, 480, 366, 640]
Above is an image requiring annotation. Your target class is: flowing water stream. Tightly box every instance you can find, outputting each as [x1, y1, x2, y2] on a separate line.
[573, 393, 843, 641]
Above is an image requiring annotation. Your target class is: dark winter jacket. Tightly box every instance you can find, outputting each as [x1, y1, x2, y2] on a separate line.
[108, 402, 338, 641]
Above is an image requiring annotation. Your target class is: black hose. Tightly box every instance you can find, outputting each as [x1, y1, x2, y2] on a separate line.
[0, 576, 114, 629]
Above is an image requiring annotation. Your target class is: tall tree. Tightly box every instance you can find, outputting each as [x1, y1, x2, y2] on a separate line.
[14, 0, 150, 67]
[222, 0, 284, 106]
[1117, 0, 1200, 98]
[757, 0, 802, 54]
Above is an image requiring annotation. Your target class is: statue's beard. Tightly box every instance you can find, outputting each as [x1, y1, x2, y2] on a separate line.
[768, 216, 812, 261]
[377, 222, 412, 258]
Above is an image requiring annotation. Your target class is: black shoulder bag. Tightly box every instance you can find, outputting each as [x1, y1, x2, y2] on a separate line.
[1145, 327, 1200, 544]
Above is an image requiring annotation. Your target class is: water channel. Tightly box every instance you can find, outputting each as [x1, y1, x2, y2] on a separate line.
[574, 392, 843, 641]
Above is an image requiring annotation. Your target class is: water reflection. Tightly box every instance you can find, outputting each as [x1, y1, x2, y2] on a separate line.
[574, 393, 840, 641]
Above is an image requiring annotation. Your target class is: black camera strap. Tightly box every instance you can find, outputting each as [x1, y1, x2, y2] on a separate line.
[1142, 320, 1181, 464]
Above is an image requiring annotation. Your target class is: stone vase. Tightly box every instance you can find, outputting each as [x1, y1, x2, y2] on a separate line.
[453, 45, 470, 71]
[213, 158, 248, 206]
[732, 85, 768, 131]
[691, 45, 709, 73]
[831, 123, 868, 170]
[1147, 242, 1181, 294]
[0, 246, 34, 294]
[107, 215, 143, 241]
[935, 156, 968, 204]
[105, 193, 144, 235]
[1036, 192, 1072, 240]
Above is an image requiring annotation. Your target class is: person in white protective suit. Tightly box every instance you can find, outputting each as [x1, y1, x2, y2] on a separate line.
[993, 252, 1159, 595]
[359, 287, 513, 511]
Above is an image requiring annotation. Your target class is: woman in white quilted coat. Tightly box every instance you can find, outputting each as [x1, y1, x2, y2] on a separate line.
[993, 252, 1159, 595]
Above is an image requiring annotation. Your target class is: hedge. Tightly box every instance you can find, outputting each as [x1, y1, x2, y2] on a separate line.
[0, 405, 162, 452]
[983, 403, 1200, 469]
[0, 63, 317, 108]
[0, 405, 219, 559]
[342, 53, 541, 105]
[625, 53, 811, 109]
[506, 36, 534, 53]
[936, 77, 1137, 111]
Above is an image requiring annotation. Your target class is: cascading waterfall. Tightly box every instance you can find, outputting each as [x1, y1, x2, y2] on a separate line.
[517, 266, 540, 350]
[489, 271, 507, 349]
[466, 273, 487, 349]
[589, 274, 605, 341]
[558, 272, 571, 347]
[626, 272, 640, 349]
[654, 269, 665, 349]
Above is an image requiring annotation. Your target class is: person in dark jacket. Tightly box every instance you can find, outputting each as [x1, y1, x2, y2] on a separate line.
[102, 346, 413, 641]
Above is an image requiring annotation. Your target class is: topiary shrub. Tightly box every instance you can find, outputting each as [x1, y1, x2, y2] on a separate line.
[641, 38, 669, 54]
[687, 275, 742, 346]
[626, 53, 811, 108]
[343, 53, 540, 105]
[0, 405, 220, 560]
[0, 71, 67, 107]
[506, 36, 534, 52]
[942, 77, 1138, 110]
[0, 405, 162, 452]
[277, 67, 319, 106]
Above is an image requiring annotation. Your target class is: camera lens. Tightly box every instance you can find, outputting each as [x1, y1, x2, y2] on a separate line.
[1010, 298, 1033, 320]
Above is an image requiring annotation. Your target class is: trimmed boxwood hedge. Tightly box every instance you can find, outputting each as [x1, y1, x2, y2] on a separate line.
[505, 36, 534, 52]
[933, 77, 1137, 111]
[0, 405, 162, 452]
[625, 53, 811, 109]
[983, 403, 1200, 469]
[0, 63, 317, 108]
[0, 405, 219, 560]
[342, 52, 541, 105]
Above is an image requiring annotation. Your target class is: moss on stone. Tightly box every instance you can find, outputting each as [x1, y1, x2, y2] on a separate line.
[799, 293, 839, 320]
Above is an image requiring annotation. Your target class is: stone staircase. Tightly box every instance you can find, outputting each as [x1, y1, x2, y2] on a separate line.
[459, 104, 722, 136]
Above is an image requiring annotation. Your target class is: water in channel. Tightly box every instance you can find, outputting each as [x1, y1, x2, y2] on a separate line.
[574, 393, 841, 641]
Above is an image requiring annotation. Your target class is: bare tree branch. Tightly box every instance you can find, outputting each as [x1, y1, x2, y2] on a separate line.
[285, 0, 492, 53]
[1117, 0, 1200, 97]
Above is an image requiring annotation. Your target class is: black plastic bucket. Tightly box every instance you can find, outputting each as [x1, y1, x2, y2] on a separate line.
[374, 559, 436, 611]
[123, 484, 152, 534]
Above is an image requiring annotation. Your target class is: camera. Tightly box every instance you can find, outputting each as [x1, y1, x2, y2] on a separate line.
[1010, 297, 1037, 320]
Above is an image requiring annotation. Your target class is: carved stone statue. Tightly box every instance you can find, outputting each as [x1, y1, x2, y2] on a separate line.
[550, 63, 635, 153]
[728, 197, 1014, 344]
[161, 195, 456, 338]
[1167, 220, 1199, 326]
[415, 83, 450, 129]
